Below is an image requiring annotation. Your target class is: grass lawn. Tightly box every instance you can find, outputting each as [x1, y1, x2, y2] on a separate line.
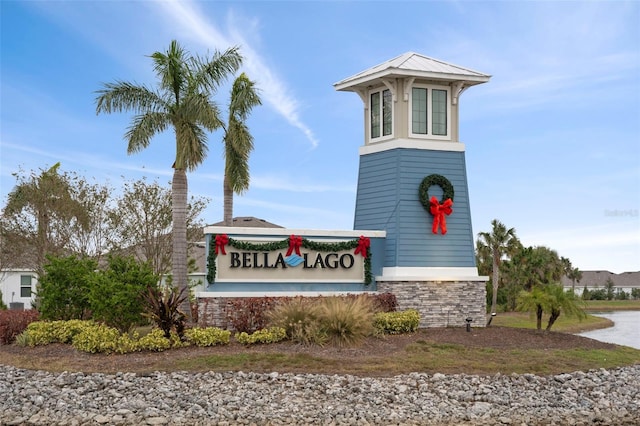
[584, 299, 640, 311]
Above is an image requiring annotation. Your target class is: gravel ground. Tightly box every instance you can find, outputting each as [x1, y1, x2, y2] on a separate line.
[1, 364, 639, 425]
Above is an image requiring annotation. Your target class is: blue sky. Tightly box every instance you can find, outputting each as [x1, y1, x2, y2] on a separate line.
[1, 1, 639, 274]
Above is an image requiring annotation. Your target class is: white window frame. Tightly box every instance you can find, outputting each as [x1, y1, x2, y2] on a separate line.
[20, 275, 33, 298]
[408, 84, 451, 141]
[368, 87, 394, 143]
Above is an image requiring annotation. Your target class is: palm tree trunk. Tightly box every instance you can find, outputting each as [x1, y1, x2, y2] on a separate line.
[546, 309, 560, 331]
[223, 175, 233, 226]
[536, 304, 543, 330]
[490, 256, 499, 313]
[172, 169, 191, 322]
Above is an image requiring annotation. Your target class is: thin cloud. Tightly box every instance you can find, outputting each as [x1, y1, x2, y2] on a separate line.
[153, 0, 319, 148]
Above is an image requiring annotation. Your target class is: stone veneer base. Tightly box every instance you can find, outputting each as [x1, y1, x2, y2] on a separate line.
[376, 279, 487, 328]
[197, 279, 486, 330]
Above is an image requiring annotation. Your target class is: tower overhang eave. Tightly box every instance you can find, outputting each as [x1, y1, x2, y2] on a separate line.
[333, 69, 490, 92]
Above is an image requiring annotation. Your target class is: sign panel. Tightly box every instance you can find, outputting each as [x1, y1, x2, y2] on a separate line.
[216, 244, 364, 281]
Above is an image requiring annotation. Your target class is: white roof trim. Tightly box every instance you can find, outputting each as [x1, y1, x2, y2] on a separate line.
[335, 52, 490, 91]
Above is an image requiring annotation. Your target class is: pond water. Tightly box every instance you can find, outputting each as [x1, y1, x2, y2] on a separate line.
[578, 311, 640, 349]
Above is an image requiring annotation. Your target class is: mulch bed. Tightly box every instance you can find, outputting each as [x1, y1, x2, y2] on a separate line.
[0, 327, 616, 375]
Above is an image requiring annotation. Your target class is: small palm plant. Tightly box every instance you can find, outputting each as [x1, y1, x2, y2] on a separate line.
[141, 285, 187, 340]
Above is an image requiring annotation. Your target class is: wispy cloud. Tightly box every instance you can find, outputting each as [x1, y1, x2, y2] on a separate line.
[152, 0, 319, 148]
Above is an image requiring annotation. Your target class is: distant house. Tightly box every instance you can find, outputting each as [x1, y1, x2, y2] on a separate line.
[561, 270, 640, 296]
[0, 269, 38, 309]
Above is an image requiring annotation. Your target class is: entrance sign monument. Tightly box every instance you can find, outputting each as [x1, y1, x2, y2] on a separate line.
[198, 53, 490, 328]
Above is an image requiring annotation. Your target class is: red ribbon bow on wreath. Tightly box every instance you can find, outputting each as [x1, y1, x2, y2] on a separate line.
[429, 196, 453, 235]
[214, 234, 229, 255]
[286, 235, 303, 256]
[354, 235, 370, 258]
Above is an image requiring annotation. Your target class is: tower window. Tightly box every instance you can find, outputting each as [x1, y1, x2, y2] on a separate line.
[410, 85, 450, 139]
[370, 88, 392, 140]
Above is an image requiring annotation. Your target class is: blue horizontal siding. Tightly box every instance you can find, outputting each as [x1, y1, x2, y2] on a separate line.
[354, 148, 476, 268]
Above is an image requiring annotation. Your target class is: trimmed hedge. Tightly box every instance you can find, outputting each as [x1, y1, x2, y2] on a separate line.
[373, 309, 420, 334]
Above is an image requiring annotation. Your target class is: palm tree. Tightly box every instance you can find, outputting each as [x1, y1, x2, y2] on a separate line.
[221, 73, 262, 226]
[544, 284, 586, 331]
[476, 219, 520, 323]
[567, 267, 583, 294]
[516, 286, 548, 330]
[95, 40, 242, 320]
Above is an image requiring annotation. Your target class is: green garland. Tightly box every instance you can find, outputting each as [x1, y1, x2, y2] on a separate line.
[419, 174, 455, 213]
[207, 236, 372, 285]
[206, 241, 217, 284]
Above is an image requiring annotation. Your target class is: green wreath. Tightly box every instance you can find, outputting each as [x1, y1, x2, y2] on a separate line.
[419, 174, 454, 212]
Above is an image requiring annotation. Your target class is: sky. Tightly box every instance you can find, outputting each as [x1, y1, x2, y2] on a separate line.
[1, 0, 639, 274]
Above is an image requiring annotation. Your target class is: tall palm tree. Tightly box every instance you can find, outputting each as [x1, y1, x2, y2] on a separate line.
[95, 40, 242, 320]
[476, 219, 521, 322]
[221, 73, 262, 226]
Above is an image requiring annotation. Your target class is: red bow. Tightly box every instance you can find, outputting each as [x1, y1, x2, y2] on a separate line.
[429, 196, 453, 235]
[354, 236, 370, 258]
[286, 235, 303, 256]
[215, 234, 229, 255]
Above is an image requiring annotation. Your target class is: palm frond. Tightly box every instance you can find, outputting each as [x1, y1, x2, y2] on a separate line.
[124, 112, 171, 154]
[175, 121, 208, 171]
[95, 82, 164, 115]
[194, 46, 242, 93]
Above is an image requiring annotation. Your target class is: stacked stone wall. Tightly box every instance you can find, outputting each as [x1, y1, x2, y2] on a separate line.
[197, 280, 486, 330]
[377, 280, 487, 328]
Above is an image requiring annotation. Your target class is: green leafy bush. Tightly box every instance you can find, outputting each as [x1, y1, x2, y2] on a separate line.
[88, 255, 159, 333]
[185, 327, 231, 347]
[373, 309, 420, 334]
[71, 323, 121, 354]
[235, 326, 287, 345]
[136, 328, 173, 352]
[37, 255, 97, 320]
[18, 319, 94, 346]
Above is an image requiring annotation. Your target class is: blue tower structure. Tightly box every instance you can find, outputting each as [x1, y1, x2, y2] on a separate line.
[335, 53, 490, 327]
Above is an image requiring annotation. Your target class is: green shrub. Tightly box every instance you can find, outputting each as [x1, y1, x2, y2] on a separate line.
[235, 326, 287, 345]
[373, 309, 420, 334]
[136, 328, 172, 352]
[71, 323, 121, 354]
[185, 327, 231, 347]
[19, 320, 94, 346]
[37, 255, 97, 320]
[317, 296, 374, 347]
[88, 255, 158, 333]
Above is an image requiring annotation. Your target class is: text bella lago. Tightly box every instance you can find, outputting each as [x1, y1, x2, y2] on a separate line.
[214, 234, 370, 271]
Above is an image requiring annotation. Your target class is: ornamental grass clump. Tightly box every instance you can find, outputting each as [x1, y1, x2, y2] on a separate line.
[318, 295, 375, 347]
[266, 297, 325, 345]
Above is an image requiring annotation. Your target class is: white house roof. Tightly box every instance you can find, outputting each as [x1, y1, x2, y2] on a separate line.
[334, 52, 491, 92]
